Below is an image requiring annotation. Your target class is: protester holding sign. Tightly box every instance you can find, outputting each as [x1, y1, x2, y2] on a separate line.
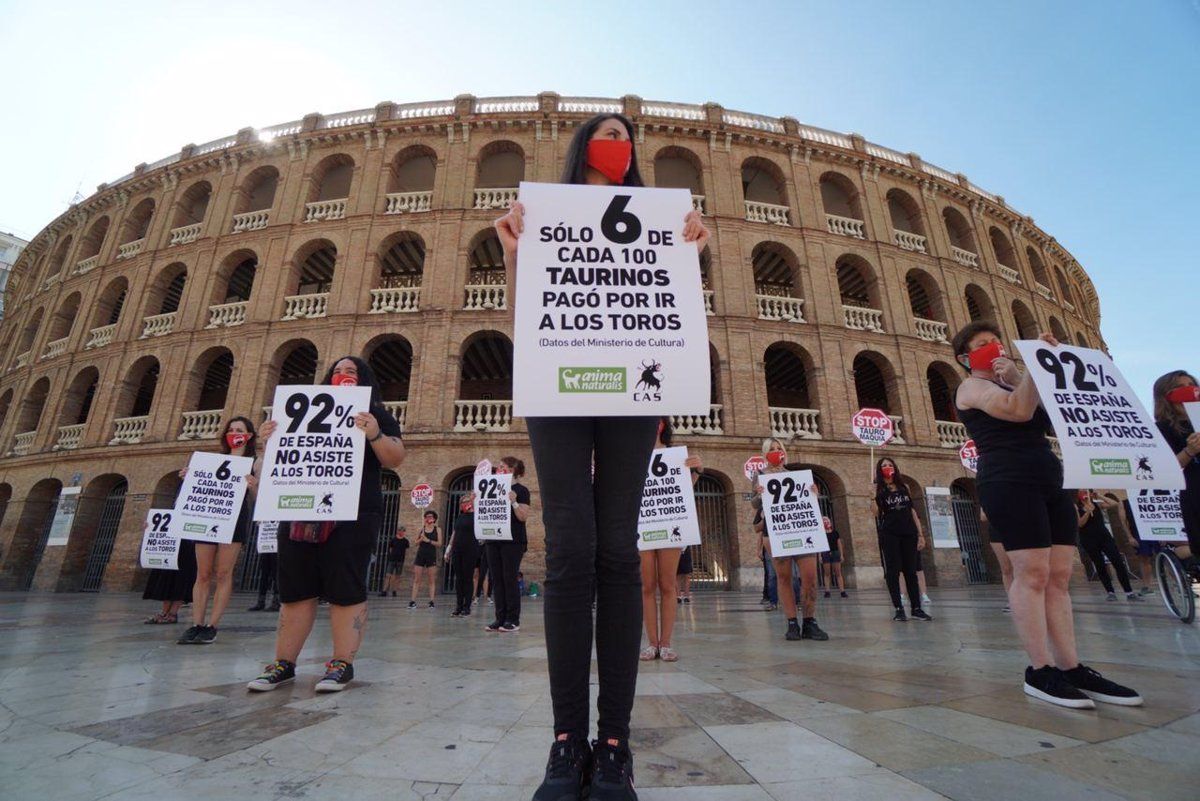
[408, 511, 442, 609]
[1075, 490, 1139, 602]
[247, 356, 404, 694]
[494, 112, 710, 801]
[142, 536, 196, 625]
[177, 417, 257, 645]
[1152, 371, 1200, 556]
[820, 517, 848, 600]
[447, 497, 480, 617]
[639, 419, 702, 663]
[873, 458, 931, 622]
[484, 456, 531, 633]
[953, 321, 1141, 708]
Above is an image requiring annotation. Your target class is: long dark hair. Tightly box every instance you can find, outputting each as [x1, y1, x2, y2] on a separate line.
[1153, 370, 1197, 435]
[873, 457, 901, 502]
[560, 114, 645, 187]
[321, 355, 383, 408]
[220, 416, 258, 459]
[658, 416, 674, 448]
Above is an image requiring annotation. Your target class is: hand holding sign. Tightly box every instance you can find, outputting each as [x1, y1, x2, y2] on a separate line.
[140, 509, 180, 569]
[173, 452, 254, 543]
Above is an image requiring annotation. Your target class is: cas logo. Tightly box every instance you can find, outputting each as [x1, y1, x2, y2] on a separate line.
[633, 358, 663, 402]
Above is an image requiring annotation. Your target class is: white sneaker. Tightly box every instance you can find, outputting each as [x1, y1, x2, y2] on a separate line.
[921, 593, 932, 607]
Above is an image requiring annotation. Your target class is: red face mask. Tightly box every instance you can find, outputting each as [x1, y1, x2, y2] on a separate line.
[1166, 385, 1200, 404]
[587, 139, 632, 184]
[966, 341, 1006, 372]
[331, 373, 358, 387]
[226, 432, 251, 449]
[765, 450, 786, 467]
[881, 465, 895, 480]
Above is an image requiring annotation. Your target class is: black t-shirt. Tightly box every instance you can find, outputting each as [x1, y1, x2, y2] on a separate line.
[510, 482, 531, 545]
[1157, 419, 1199, 493]
[958, 387, 1061, 487]
[826, 528, 841, 553]
[1076, 503, 1111, 544]
[416, 525, 440, 558]
[359, 402, 403, 514]
[453, 512, 477, 550]
[388, 536, 410, 562]
[877, 485, 918, 537]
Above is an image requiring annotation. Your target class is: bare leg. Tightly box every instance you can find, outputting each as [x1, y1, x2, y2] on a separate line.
[330, 602, 368, 662]
[990, 542, 1014, 594]
[427, 565, 437, 601]
[1045, 544, 1081, 669]
[833, 563, 844, 590]
[167, 600, 182, 617]
[640, 551, 659, 645]
[798, 556, 818, 617]
[191, 543, 216, 625]
[657, 549, 682, 647]
[917, 569, 928, 596]
[774, 557, 797, 618]
[1006, 548, 1053, 667]
[275, 598, 318, 662]
[208, 543, 242, 627]
[410, 566, 424, 602]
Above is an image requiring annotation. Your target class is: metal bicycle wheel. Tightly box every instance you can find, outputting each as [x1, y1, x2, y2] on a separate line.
[1155, 550, 1196, 624]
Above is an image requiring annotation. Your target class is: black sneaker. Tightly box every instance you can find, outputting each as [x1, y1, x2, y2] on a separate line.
[840, 591, 848, 598]
[315, 659, 355, 693]
[532, 736, 591, 801]
[195, 625, 217, 644]
[267, 598, 280, 612]
[823, 590, 831, 598]
[407, 601, 416, 610]
[500, 622, 520, 633]
[801, 618, 829, 641]
[247, 659, 296, 692]
[1023, 666, 1095, 709]
[177, 625, 204, 644]
[427, 601, 436, 609]
[462, 607, 472, 616]
[893, 608, 908, 622]
[911, 609, 933, 622]
[1061, 664, 1143, 706]
[785, 619, 802, 641]
[590, 738, 637, 800]
[451, 609, 463, 617]
[485, 621, 503, 632]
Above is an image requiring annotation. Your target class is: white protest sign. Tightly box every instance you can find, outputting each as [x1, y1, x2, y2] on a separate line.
[475, 459, 493, 477]
[851, 408, 894, 447]
[1185, 402, 1200, 433]
[474, 472, 513, 541]
[257, 521, 279, 554]
[254, 385, 371, 521]
[410, 482, 434, 509]
[140, 509, 180, 570]
[1130, 490, 1188, 542]
[760, 469, 829, 558]
[925, 487, 959, 549]
[512, 182, 710, 416]
[45, 486, 81, 546]
[172, 452, 254, 543]
[1012, 341, 1185, 490]
[959, 439, 978, 473]
[637, 446, 702, 551]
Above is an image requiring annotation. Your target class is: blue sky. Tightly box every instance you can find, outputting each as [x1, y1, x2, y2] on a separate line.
[1, 0, 1196, 404]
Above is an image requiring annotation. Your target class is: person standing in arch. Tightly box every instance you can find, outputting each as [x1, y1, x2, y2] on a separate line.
[873, 457, 932, 622]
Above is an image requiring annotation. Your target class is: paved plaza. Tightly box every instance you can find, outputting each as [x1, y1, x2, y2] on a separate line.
[0, 586, 1196, 801]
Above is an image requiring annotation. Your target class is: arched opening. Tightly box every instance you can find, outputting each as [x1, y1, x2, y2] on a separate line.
[63, 475, 129, 592]
[119, 198, 155, 246]
[964, 284, 995, 322]
[1049, 316, 1069, 344]
[16, 307, 44, 359]
[988, 226, 1016, 275]
[0, 478, 64, 590]
[693, 471, 735, 591]
[1075, 331, 1089, 348]
[708, 342, 721, 405]
[274, 340, 320, 388]
[926, 362, 960, 422]
[654, 146, 704, 208]
[0, 389, 13, 435]
[145, 263, 187, 317]
[45, 292, 81, 348]
[58, 367, 99, 437]
[942, 206, 976, 256]
[764, 342, 820, 439]
[1026, 246, 1050, 289]
[77, 216, 109, 263]
[46, 235, 73, 282]
[459, 331, 514, 400]
[365, 336, 413, 402]
[1011, 300, 1038, 340]
[887, 189, 926, 251]
[950, 478, 990, 584]
[476, 141, 525, 188]
[1054, 266, 1073, 304]
[387, 145, 437, 193]
[741, 157, 789, 223]
[309, 154, 355, 202]
[196, 348, 235, 411]
[751, 242, 804, 321]
[116, 357, 160, 420]
[14, 377, 51, 438]
[853, 352, 905, 440]
[465, 229, 506, 309]
[905, 269, 944, 321]
[377, 232, 426, 288]
[236, 166, 279, 214]
[214, 251, 257, 304]
[293, 240, 337, 296]
[441, 468, 476, 592]
[172, 181, 212, 229]
[836, 255, 883, 332]
[89, 278, 127, 342]
[820, 171, 864, 237]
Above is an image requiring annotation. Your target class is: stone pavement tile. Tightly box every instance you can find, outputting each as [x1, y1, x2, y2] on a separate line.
[875, 705, 1083, 757]
[755, 674, 918, 712]
[669, 692, 783, 726]
[238, 707, 423, 773]
[470, 724, 556, 787]
[12, 685, 220, 727]
[631, 694, 692, 730]
[436, 691, 543, 725]
[143, 706, 338, 760]
[330, 720, 508, 783]
[634, 672, 724, 696]
[705, 720, 878, 783]
[943, 691, 1150, 743]
[1104, 727, 1200, 764]
[762, 770, 952, 801]
[873, 667, 1014, 697]
[450, 783, 541, 800]
[632, 726, 756, 787]
[1016, 744, 1194, 801]
[291, 775, 459, 801]
[815, 673, 987, 705]
[637, 786, 775, 801]
[78, 759, 326, 801]
[797, 713, 994, 772]
[1163, 712, 1200, 737]
[902, 758, 1131, 801]
[733, 687, 862, 722]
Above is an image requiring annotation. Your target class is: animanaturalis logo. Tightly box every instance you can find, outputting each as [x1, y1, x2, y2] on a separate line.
[184, 523, 207, 534]
[642, 529, 669, 542]
[278, 495, 315, 510]
[558, 367, 626, 393]
[1152, 527, 1176, 537]
[1089, 458, 1131, 476]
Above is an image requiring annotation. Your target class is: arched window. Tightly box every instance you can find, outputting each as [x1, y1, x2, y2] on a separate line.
[1049, 316, 1069, 344]
[464, 229, 507, 310]
[943, 207, 977, 264]
[764, 343, 820, 440]
[836, 255, 883, 332]
[276, 340, 319, 387]
[474, 142, 524, 209]
[751, 242, 805, 322]
[305, 154, 354, 221]
[377, 232, 426, 289]
[887, 189, 926, 252]
[89, 278, 127, 346]
[45, 292, 80, 352]
[1026, 246, 1051, 291]
[1011, 300, 1038, 340]
[232, 167, 278, 231]
[46, 235, 74, 283]
[456, 332, 514, 432]
[118, 199, 155, 252]
[741, 157, 789, 224]
[141, 264, 186, 337]
[820, 172, 864, 238]
[76, 216, 109, 266]
[16, 307, 44, 361]
[365, 336, 414, 415]
[988, 226, 1017, 280]
[57, 367, 99, 445]
[926, 363, 960, 424]
[852, 351, 905, 441]
[654, 146, 704, 211]
[964, 284, 995, 323]
[292, 240, 336, 297]
[170, 181, 211, 242]
[15, 377, 51, 436]
[386, 146, 436, 213]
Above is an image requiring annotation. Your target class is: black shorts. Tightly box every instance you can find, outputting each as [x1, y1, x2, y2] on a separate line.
[277, 513, 380, 605]
[978, 482, 1077, 552]
[413, 544, 437, 568]
[822, 550, 841, 564]
[914, 549, 923, 571]
[387, 558, 406, 574]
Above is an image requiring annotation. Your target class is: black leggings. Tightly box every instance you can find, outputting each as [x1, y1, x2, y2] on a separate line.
[452, 542, 480, 612]
[1079, 534, 1132, 594]
[256, 554, 278, 599]
[486, 540, 525, 625]
[880, 532, 921, 610]
[528, 416, 657, 743]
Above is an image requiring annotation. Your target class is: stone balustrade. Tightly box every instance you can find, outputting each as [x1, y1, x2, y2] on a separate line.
[85, 324, 116, 349]
[826, 214, 866, 239]
[1064, 301, 1076, 313]
[692, 195, 706, 215]
[232, 210, 270, 233]
[43, 274, 60, 290]
[453, 400, 513, 432]
[670, 405, 724, 436]
[304, 199, 346, 222]
[74, 255, 100, 275]
[168, 223, 202, 246]
[999, 264, 1020, 283]
[11, 431, 36, 456]
[53, 423, 84, 451]
[385, 191, 433, 214]
[744, 201, 790, 225]
[369, 287, 421, 314]
[889, 415, 907, 444]
[179, 410, 223, 440]
[769, 407, 822, 440]
[140, 311, 177, 338]
[474, 188, 518, 210]
[117, 239, 145, 259]
[1035, 283, 1054, 301]
[463, 284, 507, 311]
[914, 318, 949, 343]
[894, 230, 927, 253]
[756, 295, 806, 322]
[282, 293, 329, 320]
[14, 350, 30, 368]
[42, 337, 69, 359]
[951, 246, 980, 268]
[206, 300, 248, 328]
[261, 405, 273, 420]
[382, 401, 408, 429]
[936, 420, 968, 448]
[703, 290, 714, 315]
[843, 305, 884, 333]
[110, 415, 150, 445]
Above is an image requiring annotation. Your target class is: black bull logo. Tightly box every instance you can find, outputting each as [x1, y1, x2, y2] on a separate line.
[637, 360, 662, 392]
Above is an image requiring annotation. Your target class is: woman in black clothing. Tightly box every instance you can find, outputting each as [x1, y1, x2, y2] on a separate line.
[380, 526, 409, 597]
[494, 112, 709, 801]
[485, 456, 531, 633]
[873, 458, 932, 622]
[1075, 490, 1140, 601]
[446, 497, 480, 616]
[143, 538, 197, 624]
[1152, 371, 1200, 558]
[409, 511, 441, 609]
[953, 321, 1140, 709]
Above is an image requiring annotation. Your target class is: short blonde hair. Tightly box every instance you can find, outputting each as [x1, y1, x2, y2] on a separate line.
[761, 437, 788, 457]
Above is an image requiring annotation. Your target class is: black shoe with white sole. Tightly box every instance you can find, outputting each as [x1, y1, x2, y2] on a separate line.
[532, 736, 591, 801]
[1023, 666, 1094, 709]
[589, 738, 637, 800]
[315, 659, 354, 692]
[910, 609, 933, 621]
[195, 625, 217, 644]
[177, 625, 204, 644]
[247, 659, 296, 692]
[1061, 664, 1143, 706]
[500, 622, 520, 633]
[893, 608, 907, 622]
